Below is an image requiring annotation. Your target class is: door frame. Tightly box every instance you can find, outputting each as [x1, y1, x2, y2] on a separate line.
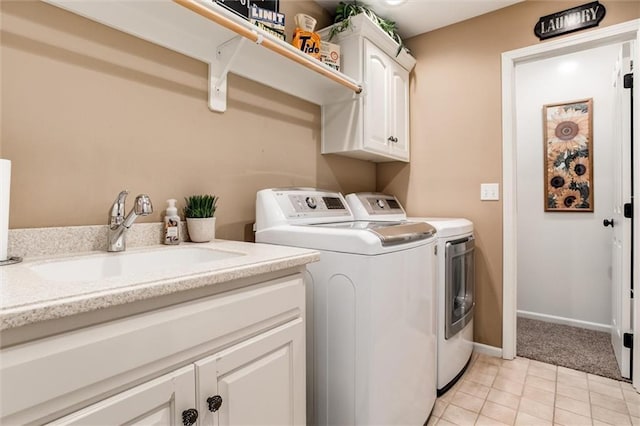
[501, 19, 640, 389]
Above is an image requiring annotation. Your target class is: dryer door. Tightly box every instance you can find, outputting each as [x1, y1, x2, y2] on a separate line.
[445, 236, 475, 339]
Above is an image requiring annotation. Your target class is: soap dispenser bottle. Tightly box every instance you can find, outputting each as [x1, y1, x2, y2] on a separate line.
[163, 199, 180, 245]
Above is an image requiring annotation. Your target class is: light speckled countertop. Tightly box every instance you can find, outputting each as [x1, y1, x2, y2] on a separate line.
[0, 240, 319, 330]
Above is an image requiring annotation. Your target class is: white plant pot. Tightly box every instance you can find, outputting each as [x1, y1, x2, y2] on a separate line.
[186, 217, 216, 243]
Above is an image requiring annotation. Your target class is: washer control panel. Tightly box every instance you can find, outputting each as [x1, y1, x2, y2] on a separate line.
[367, 196, 402, 213]
[288, 194, 346, 213]
[285, 193, 349, 215]
[346, 193, 406, 219]
[256, 188, 352, 226]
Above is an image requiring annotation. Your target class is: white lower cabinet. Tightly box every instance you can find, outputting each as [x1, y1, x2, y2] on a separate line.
[48, 366, 197, 425]
[1, 275, 306, 425]
[197, 319, 305, 426]
[49, 319, 304, 426]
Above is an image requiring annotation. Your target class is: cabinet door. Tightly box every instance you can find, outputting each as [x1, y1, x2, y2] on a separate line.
[363, 39, 391, 156]
[388, 61, 410, 161]
[47, 366, 196, 425]
[196, 318, 305, 426]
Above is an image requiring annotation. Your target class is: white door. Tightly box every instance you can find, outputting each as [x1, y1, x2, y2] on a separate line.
[195, 319, 305, 426]
[610, 42, 633, 379]
[388, 61, 410, 161]
[47, 366, 197, 425]
[363, 39, 391, 156]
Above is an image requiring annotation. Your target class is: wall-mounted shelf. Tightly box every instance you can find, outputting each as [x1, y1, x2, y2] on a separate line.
[42, 0, 362, 112]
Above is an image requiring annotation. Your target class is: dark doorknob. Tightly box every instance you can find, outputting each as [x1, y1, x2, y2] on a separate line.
[207, 395, 223, 412]
[182, 408, 198, 426]
[603, 218, 614, 228]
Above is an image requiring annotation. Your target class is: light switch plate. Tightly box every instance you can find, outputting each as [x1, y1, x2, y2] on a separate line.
[481, 183, 500, 201]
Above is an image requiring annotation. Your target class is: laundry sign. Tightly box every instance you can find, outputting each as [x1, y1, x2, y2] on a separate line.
[534, 1, 606, 40]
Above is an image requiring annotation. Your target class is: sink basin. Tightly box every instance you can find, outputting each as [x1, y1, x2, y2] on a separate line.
[29, 247, 244, 283]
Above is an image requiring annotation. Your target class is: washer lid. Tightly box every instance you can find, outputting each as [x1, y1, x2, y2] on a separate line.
[308, 220, 436, 246]
[408, 217, 473, 237]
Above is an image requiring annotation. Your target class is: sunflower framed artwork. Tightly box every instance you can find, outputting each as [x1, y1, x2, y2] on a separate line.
[543, 98, 594, 212]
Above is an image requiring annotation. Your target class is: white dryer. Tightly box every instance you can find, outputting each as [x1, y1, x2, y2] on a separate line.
[346, 193, 475, 395]
[255, 188, 437, 426]
[413, 217, 474, 394]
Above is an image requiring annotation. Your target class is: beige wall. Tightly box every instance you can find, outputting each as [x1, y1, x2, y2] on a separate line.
[0, 0, 376, 241]
[377, 1, 640, 348]
[3, 0, 639, 348]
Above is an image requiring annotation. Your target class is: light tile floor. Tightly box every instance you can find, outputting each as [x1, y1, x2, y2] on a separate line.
[429, 353, 640, 426]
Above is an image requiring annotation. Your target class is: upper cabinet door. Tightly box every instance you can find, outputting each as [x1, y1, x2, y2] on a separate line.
[195, 319, 306, 426]
[363, 39, 391, 156]
[47, 366, 197, 425]
[389, 62, 410, 161]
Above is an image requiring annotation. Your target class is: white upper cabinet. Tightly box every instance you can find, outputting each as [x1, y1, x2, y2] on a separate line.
[320, 14, 416, 162]
[362, 40, 410, 160]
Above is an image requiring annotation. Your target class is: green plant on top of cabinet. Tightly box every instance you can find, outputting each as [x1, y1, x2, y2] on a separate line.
[319, 13, 416, 163]
[328, 1, 407, 56]
[184, 194, 218, 242]
[184, 194, 218, 218]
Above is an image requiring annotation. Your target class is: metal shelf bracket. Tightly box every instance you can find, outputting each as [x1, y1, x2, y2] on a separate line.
[209, 36, 247, 112]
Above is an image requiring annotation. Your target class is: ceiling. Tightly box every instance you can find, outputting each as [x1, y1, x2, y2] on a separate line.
[314, 0, 524, 39]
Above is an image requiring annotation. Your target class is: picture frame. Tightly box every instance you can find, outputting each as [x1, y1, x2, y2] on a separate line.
[543, 98, 594, 212]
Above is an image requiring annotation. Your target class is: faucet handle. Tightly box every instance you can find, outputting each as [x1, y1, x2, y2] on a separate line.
[109, 190, 129, 228]
[115, 190, 129, 203]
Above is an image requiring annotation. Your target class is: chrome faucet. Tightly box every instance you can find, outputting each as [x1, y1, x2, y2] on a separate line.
[108, 190, 153, 252]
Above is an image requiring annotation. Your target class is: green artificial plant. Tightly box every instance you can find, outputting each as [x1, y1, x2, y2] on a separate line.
[184, 194, 218, 218]
[329, 1, 406, 56]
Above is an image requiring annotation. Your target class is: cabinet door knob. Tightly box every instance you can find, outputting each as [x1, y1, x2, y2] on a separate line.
[603, 218, 614, 228]
[207, 395, 223, 412]
[182, 408, 199, 426]
[387, 136, 398, 143]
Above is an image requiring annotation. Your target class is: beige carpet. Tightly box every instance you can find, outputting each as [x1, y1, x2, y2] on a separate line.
[517, 317, 630, 382]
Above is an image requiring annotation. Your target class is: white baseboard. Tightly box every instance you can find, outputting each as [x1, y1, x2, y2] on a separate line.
[517, 310, 610, 333]
[473, 342, 503, 358]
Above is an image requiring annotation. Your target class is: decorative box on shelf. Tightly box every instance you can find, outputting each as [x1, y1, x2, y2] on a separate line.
[249, 4, 286, 41]
[214, 0, 279, 20]
[216, 0, 286, 40]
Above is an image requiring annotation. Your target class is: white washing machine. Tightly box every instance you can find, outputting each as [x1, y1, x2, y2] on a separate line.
[255, 188, 437, 426]
[346, 193, 475, 395]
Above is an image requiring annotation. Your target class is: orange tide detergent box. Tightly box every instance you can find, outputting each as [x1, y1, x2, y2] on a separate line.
[292, 31, 321, 59]
[292, 13, 321, 60]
